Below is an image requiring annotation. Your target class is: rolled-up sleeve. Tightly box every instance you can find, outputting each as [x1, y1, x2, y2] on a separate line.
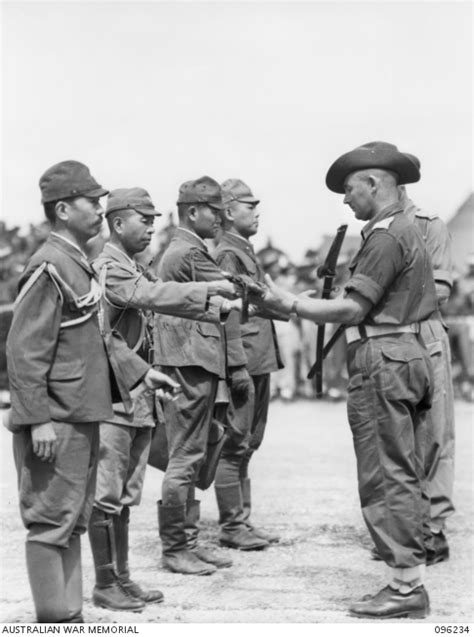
[345, 231, 403, 306]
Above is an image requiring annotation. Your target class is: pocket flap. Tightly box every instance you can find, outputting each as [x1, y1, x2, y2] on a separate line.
[49, 359, 84, 381]
[241, 322, 260, 336]
[427, 340, 443, 357]
[381, 343, 422, 363]
[197, 322, 221, 338]
[348, 373, 364, 391]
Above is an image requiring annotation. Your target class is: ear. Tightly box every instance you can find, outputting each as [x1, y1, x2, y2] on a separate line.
[187, 205, 198, 221]
[367, 175, 377, 191]
[224, 206, 234, 223]
[112, 215, 124, 234]
[55, 201, 69, 223]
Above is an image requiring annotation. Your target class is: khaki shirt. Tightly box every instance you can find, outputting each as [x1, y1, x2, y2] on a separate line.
[345, 202, 438, 326]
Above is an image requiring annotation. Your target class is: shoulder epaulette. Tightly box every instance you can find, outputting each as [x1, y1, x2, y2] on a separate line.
[371, 217, 395, 231]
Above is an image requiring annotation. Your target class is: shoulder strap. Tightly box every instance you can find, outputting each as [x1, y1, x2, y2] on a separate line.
[14, 262, 63, 308]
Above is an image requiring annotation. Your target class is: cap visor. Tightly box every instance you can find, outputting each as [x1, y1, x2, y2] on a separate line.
[135, 206, 162, 216]
[208, 202, 224, 210]
[84, 186, 109, 199]
[236, 196, 260, 204]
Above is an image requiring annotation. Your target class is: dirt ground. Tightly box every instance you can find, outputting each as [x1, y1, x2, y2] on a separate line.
[0, 399, 472, 625]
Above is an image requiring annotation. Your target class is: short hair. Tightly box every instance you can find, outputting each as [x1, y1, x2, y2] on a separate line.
[43, 201, 59, 224]
[43, 196, 79, 225]
[106, 208, 134, 233]
[177, 202, 208, 221]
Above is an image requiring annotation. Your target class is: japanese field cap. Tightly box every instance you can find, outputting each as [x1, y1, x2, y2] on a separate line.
[105, 188, 162, 217]
[221, 178, 260, 206]
[325, 141, 421, 194]
[177, 176, 224, 210]
[40, 160, 108, 203]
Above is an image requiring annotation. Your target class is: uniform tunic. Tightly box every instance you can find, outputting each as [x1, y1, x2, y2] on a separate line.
[91, 242, 224, 515]
[213, 231, 282, 472]
[154, 228, 246, 507]
[404, 199, 455, 531]
[344, 202, 437, 568]
[7, 234, 149, 546]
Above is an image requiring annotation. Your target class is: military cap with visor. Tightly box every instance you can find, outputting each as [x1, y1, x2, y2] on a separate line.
[325, 141, 421, 194]
[39, 160, 109, 203]
[221, 178, 260, 206]
[105, 187, 162, 217]
[177, 176, 224, 210]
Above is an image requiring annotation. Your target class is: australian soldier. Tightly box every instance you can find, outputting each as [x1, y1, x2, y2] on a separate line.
[256, 142, 437, 619]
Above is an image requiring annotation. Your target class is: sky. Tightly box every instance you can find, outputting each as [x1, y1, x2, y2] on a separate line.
[1, 0, 472, 260]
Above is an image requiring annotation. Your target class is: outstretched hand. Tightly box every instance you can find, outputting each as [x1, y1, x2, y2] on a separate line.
[258, 274, 296, 313]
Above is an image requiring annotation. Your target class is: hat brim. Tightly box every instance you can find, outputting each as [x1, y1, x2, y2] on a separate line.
[235, 196, 260, 205]
[82, 186, 109, 199]
[207, 202, 225, 211]
[326, 149, 420, 194]
[134, 206, 162, 217]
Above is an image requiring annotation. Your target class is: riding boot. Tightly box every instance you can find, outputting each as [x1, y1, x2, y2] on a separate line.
[158, 500, 216, 575]
[88, 507, 144, 612]
[185, 498, 233, 567]
[114, 506, 163, 604]
[241, 477, 280, 544]
[215, 482, 268, 550]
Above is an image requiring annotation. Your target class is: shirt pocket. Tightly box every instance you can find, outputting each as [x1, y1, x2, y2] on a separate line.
[197, 322, 221, 338]
[48, 358, 84, 381]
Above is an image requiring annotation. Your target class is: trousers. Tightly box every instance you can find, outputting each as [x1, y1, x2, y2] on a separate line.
[13, 422, 99, 547]
[160, 366, 219, 506]
[346, 333, 433, 568]
[215, 374, 270, 485]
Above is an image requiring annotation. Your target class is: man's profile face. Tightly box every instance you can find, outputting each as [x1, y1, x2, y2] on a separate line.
[231, 201, 259, 238]
[193, 204, 221, 239]
[343, 173, 374, 221]
[118, 210, 155, 256]
[64, 196, 104, 241]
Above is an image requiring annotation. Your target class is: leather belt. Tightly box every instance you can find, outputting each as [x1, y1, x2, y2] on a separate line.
[345, 323, 420, 344]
